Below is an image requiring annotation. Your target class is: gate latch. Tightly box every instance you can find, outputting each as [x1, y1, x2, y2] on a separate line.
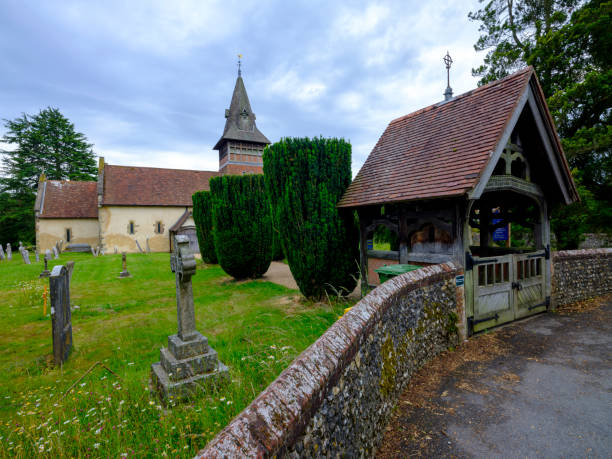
[512, 281, 522, 290]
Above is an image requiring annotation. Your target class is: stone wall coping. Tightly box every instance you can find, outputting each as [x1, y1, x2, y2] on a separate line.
[553, 248, 612, 260]
[196, 262, 460, 458]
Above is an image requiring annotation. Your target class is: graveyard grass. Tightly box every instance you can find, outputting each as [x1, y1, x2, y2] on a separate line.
[0, 253, 350, 458]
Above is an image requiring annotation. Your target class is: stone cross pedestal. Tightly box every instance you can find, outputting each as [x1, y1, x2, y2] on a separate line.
[151, 235, 228, 403]
[119, 253, 131, 278]
[40, 257, 51, 278]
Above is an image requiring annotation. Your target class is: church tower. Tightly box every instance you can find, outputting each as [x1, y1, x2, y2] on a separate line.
[214, 58, 270, 175]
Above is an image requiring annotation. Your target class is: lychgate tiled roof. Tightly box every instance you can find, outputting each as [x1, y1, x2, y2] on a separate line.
[102, 165, 219, 206]
[338, 67, 535, 208]
[38, 181, 98, 218]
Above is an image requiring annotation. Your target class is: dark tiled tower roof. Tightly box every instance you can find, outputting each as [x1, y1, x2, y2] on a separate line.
[213, 75, 270, 150]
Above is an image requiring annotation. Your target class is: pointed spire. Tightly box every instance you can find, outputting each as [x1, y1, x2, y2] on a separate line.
[213, 60, 270, 151]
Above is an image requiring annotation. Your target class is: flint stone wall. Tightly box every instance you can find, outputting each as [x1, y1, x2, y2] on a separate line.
[197, 263, 461, 458]
[552, 248, 612, 306]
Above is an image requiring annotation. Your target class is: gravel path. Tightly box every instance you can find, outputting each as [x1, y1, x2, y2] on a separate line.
[377, 296, 612, 458]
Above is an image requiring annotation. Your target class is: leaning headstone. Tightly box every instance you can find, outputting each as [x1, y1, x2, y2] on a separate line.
[119, 253, 131, 278]
[40, 257, 51, 278]
[35, 251, 40, 263]
[146, 238, 151, 254]
[7, 243, 12, 260]
[91, 247, 96, 257]
[49, 265, 73, 365]
[52, 246, 59, 259]
[20, 248, 31, 265]
[151, 235, 228, 403]
[135, 240, 144, 253]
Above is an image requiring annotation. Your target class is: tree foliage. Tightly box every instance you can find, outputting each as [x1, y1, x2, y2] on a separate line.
[263, 137, 359, 300]
[0, 107, 97, 246]
[192, 191, 218, 264]
[470, 0, 611, 234]
[209, 175, 273, 279]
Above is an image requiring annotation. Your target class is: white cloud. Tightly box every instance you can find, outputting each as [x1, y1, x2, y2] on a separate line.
[263, 69, 327, 106]
[96, 147, 219, 172]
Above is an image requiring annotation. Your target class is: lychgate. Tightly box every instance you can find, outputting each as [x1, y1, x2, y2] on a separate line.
[339, 67, 578, 337]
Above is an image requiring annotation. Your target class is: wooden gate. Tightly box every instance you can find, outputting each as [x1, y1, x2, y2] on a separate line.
[471, 251, 547, 333]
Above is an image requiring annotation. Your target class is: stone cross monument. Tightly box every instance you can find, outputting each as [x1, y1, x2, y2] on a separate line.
[119, 252, 131, 278]
[151, 235, 228, 402]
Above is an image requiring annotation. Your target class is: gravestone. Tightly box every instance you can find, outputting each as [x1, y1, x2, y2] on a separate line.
[35, 251, 40, 263]
[40, 257, 51, 278]
[146, 238, 151, 254]
[7, 243, 12, 260]
[45, 249, 52, 261]
[91, 247, 97, 257]
[151, 235, 228, 403]
[49, 265, 73, 365]
[52, 246, 59, 259]
[119, 252, 131, 278]
[100, 247, 105, 256]
[20, 248, 31, 265]
[135, 240, 144, 253]
[114, 246, 118, 254]
[0, 244, 4, 261]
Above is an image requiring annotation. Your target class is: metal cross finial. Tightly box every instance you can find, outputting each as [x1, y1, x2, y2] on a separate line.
[443, 51, 454, 101]
[237, 54, 242, 77]
[443, 51, 453, 86]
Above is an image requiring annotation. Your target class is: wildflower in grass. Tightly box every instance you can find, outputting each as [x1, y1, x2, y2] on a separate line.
[93, 443, 100, 449]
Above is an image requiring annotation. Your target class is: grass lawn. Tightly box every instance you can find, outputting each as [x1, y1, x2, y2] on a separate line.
[0, 252, 349, 458]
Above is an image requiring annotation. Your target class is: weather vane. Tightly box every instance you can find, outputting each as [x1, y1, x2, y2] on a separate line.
[443, 51, 453, 101]
[237, 54, 243, 77]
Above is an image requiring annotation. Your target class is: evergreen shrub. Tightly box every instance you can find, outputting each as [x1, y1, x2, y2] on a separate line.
[263, 137, 359, 299]
[209, 175, 273, 279]
[192, 191, 217, 264]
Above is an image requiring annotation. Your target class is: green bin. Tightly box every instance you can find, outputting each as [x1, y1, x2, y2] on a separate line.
[375, 264, 422, 283]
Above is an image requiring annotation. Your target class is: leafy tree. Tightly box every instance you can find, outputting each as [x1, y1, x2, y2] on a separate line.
[469, 0, 611, 234]
[192, 191, 218, 264]
[263, 137, 359, 300]
[209, 175, 273, 279]
[0, 107, 97, 246]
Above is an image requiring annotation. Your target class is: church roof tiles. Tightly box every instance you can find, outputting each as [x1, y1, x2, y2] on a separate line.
[100, 165, 219, 207]
[37, 180, 98, 219]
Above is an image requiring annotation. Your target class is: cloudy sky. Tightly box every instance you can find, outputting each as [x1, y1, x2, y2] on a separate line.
[0, 0, 486, 176]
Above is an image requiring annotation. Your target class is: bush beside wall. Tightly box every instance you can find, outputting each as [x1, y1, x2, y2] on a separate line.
[197, 263, 462, 458]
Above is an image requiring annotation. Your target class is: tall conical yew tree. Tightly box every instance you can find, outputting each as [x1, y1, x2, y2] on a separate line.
[192, 191, 217, 264]
[263, 137, 359, 299]
[209, 174, 273, 279]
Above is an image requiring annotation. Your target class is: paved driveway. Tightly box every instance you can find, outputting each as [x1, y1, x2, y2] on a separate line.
[378, 298, 612, 458]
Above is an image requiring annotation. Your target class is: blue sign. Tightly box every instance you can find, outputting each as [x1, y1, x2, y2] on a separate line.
[492, 218, 508, 241]
[367, 239, 373, 250]
[455, 275, 464, 286]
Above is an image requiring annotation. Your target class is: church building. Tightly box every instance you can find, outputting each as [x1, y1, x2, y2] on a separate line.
[34, 66, 270, 254]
